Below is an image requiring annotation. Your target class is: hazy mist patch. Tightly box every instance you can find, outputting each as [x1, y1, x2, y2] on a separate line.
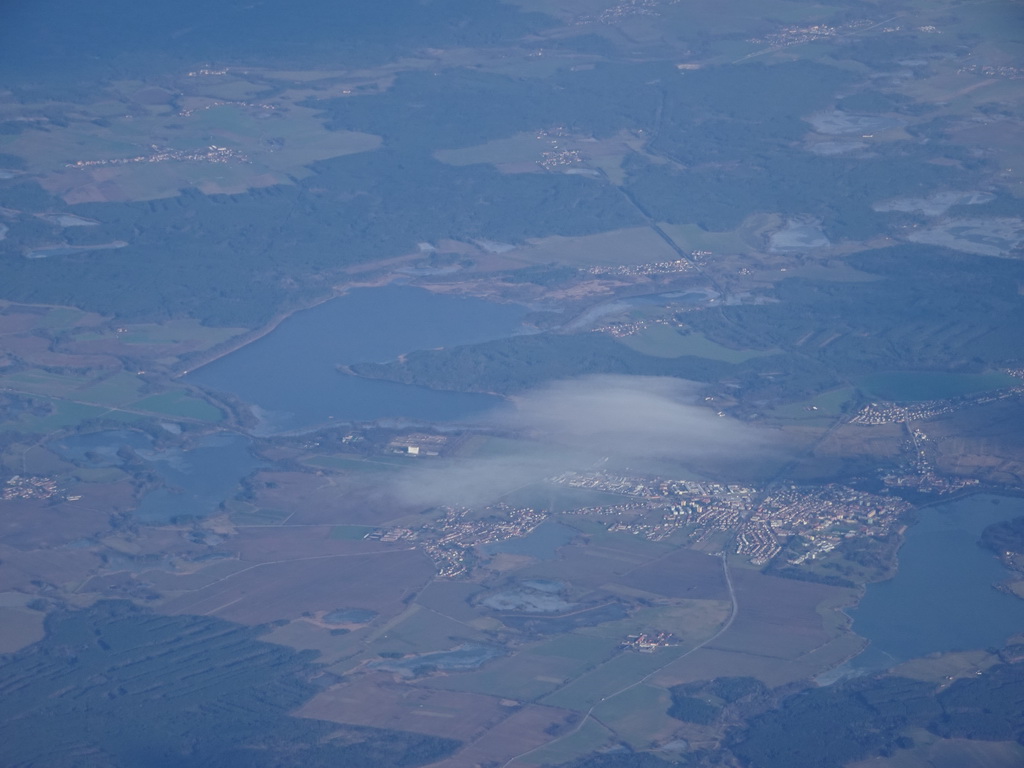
[501, 375, 769, 459]
[906, 217, 1024, 257]
[768, 219, 830, 251]
[807, 140, 868, 156]
[874, 191, 995, 217]
[388, 375, 777, 509]
[806, 111, 905, 135]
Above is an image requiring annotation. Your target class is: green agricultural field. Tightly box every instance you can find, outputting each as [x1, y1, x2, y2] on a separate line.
[113, 318, 246, 346]
[4, 400, 113, 433]
[540, 646, 690, 712]
[4, 75, 384, 204]
[434, 132, 547, 167]
[15, 445, 73, 475]
[658, 222, 749, 254]
[73, 466, 129, 483]
[266, 620, 371, 667]
[767, 386, 857, 423]
[556, 521, 677, 558]
[515, 716, 612, 768]
[0, 600, 458, 766]
[226, 501, 291, 525]
[0, 369, 92, 398]
[0, 119, 125, 168]
[331, 524, 378, 540]
[183, 77, 275, 101]
[529, 632, 621, 663]
[422, 634, 620, 702]
[0, 603, 45, 653]
[454, 434, 551, 460]
[428, 652, 583, 702]
[131, 390, 224, 421]
[414, 582, 484, 623]
[368, 605, 489, 657]
[303, 454, 408, 472]
[36, 307, 89, 330]
[563, 603, 730, 651]
[228, 512, 276, 525]
[778, 261, 881, 283]
[591, 683, 676, 748]
[509, 227, 680, 267]
[76, 372, 145, 406]
[619, 324, 777, 362]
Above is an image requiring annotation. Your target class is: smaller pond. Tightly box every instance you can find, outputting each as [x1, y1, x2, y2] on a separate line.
[485, 520, 577, 560]
[501, 602, 629, 635]
[49, 430, 261, 524]
[50, 429, 152, 467]
[769, 221, 830, 252]
[134, 434, 262, 524]
[481, 588, 576, 614]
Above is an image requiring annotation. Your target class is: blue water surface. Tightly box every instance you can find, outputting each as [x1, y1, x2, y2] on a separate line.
[187, 285, 528, 433]
[851, 494, 1024, 668]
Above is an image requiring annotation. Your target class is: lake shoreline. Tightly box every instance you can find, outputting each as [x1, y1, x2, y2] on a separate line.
[182, 283, 529, 432]
[848, 491, 1024, 669]
[175, 271, 406, 378]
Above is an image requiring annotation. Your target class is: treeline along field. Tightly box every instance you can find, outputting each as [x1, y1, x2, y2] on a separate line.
[0, 600, 459, 767]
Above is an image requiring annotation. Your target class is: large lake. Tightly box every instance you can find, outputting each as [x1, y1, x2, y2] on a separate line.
[188, 286, 528, 433]
[850, 493, 1024, 669]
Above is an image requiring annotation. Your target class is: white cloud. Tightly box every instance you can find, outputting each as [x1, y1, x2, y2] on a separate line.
[388, 375, 776, 509]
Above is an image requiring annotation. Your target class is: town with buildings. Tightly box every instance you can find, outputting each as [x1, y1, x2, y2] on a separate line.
[2, 474, 63, 501]
[386, 432, 448, 457]
[747, 20, 873, 51]
[383, 503, 547, 578]
[584, 258, 695, 279]
[731, 485, 909, 566]
[576, 0, 680, 27]
[749, 23, 839, 49]
[375, 466, 911, 577]
[178, 100, 276, 118]
[67, 144, 249, 170]
[852, 398, 968, 425]
[591, 318, 653, 338]
[881, 426, 981, 495]
[539, 147, 584, 171]
[850, 376, 1024, 425]
[621, 631, 678, 653]
[956, 62, 1023, 80]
